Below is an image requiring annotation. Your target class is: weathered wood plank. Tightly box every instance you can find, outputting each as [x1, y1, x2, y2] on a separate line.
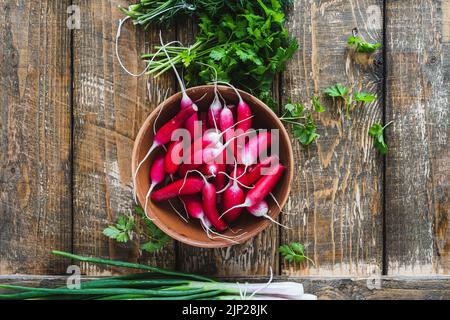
[72, 0, 176, 275]
[385, 0, 450, 275]
[281, 0, 384, 276]
[175, 19, 280, 277]
[0, 0, 72, 274]
[1, 275, 449, 300]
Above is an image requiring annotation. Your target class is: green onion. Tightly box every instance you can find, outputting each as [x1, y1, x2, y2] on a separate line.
[0, 251, 316, 300]
[52, 250, 213, 282]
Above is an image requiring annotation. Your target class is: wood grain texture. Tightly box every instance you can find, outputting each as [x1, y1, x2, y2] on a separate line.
[72, 0, 176, 275]
[385, 0, 450, 275]
[174, 19, 280, 277]
[1, 275, 449, 300]
[0, 0, 72, 274]
[281, 0, 384, 276]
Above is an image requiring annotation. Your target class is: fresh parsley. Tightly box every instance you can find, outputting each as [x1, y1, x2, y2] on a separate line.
[324, 84, 376, 119]
[369, 121, 393, 155]
[348, 35, 381, 53]
[281, 96, 324, 146]
[135, 207, 170, 253]
[279, 243, 315, 265]
[103, 207, 170, 254]
[103, 215, 135, 243]
[139, 0, 298, 108]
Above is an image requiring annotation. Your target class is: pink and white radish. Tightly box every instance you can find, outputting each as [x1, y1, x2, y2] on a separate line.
[181, 195, 239, 243]
[239, 131, 272, 176]
[151, 176, 205, 202]
[222, 163, 245, 224]
[133, 102, 197, 202]
[143, 153, 166, 217]
[247, 199, 289, 228]
[165, 140, 184, 175]
[220, 163, 285, 219]
[202, 181, 228, 232]
[238, 155, 278, 186]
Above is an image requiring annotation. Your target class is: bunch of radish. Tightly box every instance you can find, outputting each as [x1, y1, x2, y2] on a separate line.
[133, 37, 287, 242]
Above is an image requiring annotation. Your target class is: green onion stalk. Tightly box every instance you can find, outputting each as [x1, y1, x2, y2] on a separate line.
[0, 251, 316, 300]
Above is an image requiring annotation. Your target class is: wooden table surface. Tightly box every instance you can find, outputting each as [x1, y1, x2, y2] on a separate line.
[0, 0, 449, 299]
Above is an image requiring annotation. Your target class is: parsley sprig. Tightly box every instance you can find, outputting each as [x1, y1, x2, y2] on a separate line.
[103, 214, 135, 243]
[324, 84, 376, 119]
[369, 121, 393, 155]
[347, 35, 380, 53]
[280, 96, 324, 146]
[279, 243, 315, 265]
[141, 0, 298, 108]
[103, 207, 170, 254]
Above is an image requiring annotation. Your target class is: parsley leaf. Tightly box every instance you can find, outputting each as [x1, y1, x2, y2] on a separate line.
[354, 92, 376, 103]
[348, 35, 380, 53]
[293, 113, 320, 146]
[369, 122, 393, 155]
[324, 84, 377, 119]
[103, 207, 170, 254]
[312, 95, 325, 113]
[135, 207, 170, 254]
[284, 102, 304, 118]
[324, 83, 349, 98]
[279, 243, 315, 265]
[103, 215, 135, 243]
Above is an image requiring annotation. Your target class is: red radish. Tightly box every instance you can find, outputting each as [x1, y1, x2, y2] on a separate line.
[247, 200, 269, 217]
[181, 195, 240, 242]
[213, 164, 227, 190]
[151, 176, 204, 202]
[201, 163, 225, 177]
[143, 153, 166, 215]
[238, 155, 278, 186]
[198, 114, 254, 151]
[241, 132, 272, 168]
[220, 106, 236, 164]
[208, 94, 222, 130]
[165, 140, 184, 175]
[202, 130, 258, 164]
[134, 103, 198, 200]
[185, 113, 201, 141]
[181, 195, 211, 228]
[220, 163, 285, 219]
[247, 199, 289, 228]
[202, 182, 227, 232]
[216, 82, 252, 133]
[222, 163, 245, 223]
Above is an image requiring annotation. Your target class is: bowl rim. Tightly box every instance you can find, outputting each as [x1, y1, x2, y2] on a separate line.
[132, 85, 294, 248]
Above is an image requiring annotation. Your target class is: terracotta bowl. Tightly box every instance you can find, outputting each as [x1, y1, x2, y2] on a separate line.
[132, 85, 294, 248]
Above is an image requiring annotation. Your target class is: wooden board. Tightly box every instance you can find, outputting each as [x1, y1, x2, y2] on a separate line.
[281, 0, 384, 276]
[174, 19, 280, 277]
[1, 275, 449, 300]
[0, 0, 72, 274]
[72, 0, 176, 275]
[385, 0, 450, 275]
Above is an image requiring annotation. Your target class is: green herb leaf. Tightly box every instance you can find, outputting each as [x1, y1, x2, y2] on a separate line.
[312, 96, 325, 113]
[279, 243, 314, 264]
[369, 122, 392, 155]
[354, 92, 376, 103]
[293, 113, 320, 146]
[134, 207, 170, 254]
[103, 215, 135, 243]
[284, 102, 304, 118]
[324, 84, 349, 98]
[348, 35, 380, 53]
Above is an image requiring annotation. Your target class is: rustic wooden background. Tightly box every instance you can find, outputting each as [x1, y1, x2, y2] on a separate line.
[0, 0, 449, 298]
